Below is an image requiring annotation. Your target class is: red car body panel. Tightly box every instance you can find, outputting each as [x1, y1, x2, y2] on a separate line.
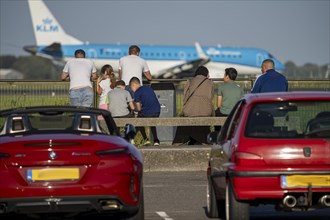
[0, 106, 143, 219]
[207, 91, 330, 217]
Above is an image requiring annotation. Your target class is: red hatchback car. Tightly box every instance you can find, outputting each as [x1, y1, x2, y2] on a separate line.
[0, 106, 144, 220]
[206, 91, 330, 220]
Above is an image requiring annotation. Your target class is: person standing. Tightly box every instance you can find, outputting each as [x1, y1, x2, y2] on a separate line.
[108, 80, 135, 118]
[175, 66, 214, 145]
[96, 64, 116, 111]
[251, 59, 288, 93]
[61, 49, 97, 107]
[129, 77, 160, 146]
[118, 45, 152, 87]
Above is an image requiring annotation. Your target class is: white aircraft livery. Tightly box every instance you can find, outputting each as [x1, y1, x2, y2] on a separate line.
[24, 0, 285, 79]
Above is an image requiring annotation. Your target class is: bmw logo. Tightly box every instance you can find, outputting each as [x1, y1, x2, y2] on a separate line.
[49, 151, 57, 160]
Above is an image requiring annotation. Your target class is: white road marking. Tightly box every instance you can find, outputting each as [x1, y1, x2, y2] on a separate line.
[144, 184, 206, 188]
[144, 184, 167, 188]
[156, 211, 174, 220]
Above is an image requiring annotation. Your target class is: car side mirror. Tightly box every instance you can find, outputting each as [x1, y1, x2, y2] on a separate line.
[207, 131, 219, 144]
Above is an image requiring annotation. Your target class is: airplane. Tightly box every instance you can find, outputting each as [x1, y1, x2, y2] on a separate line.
[24, 0, 285, 79]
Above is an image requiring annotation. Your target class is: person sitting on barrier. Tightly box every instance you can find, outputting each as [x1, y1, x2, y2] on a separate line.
[251, 59, 288, 93]
[108, 80, 135, 118]
[215, 67, 244, 131]
[129, 77, 161, 146]
[174, 66, 214, 145]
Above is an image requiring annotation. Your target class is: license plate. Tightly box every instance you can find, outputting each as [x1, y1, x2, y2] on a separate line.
[281, 175, 330, 188]
[27, 168, 79, 181]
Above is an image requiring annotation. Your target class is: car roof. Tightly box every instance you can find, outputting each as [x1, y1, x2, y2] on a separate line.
[243, 91, 330, 104]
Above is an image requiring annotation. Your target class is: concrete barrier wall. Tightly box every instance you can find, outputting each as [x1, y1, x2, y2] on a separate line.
[140, 145, 211, 172]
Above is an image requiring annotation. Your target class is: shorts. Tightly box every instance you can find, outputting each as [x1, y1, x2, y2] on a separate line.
[70, 87, 93, 107]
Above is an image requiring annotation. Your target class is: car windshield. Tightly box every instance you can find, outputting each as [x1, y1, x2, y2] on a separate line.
[245, 100, 330, 138]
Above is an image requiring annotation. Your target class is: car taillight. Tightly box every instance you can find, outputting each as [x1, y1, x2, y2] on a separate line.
[130, 173, 139, 201]
[0, 153, 9, 169]
[234, 152, 264, 166]
[95, 148, 128, 157]
[0, 152, 10, 159]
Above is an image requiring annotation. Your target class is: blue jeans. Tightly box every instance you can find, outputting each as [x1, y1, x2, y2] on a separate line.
[69, 87, 93, 107]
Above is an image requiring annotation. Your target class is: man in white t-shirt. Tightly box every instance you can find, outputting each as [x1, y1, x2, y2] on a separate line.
[61, 49, 97, 107]
[118, 45, 152, 87]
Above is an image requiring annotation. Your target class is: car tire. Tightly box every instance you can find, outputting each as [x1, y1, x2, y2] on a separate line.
[126, 186, 145, 220]
[207, 176, 225, 219]
[226, 181, 249, 220]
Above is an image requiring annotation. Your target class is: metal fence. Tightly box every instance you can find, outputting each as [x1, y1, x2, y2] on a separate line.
[1, 79, 329, 113]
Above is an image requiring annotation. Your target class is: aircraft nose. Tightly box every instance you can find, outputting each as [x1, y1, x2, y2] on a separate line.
[23, 45, 39, 55]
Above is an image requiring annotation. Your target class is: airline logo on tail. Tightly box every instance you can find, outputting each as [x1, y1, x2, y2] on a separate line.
[36, 18, 59, 32]
[28, 0, 82, 45]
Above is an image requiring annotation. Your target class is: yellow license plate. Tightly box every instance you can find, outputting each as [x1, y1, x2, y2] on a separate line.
[281, 175, 330, 188]
[27, 168, 79, 181]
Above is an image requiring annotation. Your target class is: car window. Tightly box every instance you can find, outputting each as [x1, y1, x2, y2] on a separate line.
[226, 102, 244, 140]
[245, 100, 330, 138]
[29, 114, 74, 130]
[0, 117, 5, 134]
[218, 100, 244, 144]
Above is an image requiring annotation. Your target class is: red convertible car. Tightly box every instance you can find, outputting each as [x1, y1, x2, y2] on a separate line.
[206, 91, 330, 220]
[0, 106, 144, 220]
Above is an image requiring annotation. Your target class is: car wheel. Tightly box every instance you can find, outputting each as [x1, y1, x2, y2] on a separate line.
[125, 186, 145, 220]
[207, 176, 225, 219]
[225, 181, 249, 220]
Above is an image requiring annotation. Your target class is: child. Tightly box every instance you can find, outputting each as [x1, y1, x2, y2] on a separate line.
[96, 64, 116, 119]
[108, 80, 135, 118]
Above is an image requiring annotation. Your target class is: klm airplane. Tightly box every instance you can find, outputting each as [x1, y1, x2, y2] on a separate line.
[24, 0, 285, 79]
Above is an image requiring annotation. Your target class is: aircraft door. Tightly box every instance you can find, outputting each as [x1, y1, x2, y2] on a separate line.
[256, 53, 264, 67]
[179, 51, 186, 60]
[88, 49, 97, 58]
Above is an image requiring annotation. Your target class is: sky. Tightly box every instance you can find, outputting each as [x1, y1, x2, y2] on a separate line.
[0, 0, 329, 66]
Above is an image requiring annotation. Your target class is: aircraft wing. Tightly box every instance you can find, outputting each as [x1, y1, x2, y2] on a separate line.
[41, 43, 63, 55]
[156, 42, 210, 79]
[156, 58, 210, 79]
[24, 42, 66, 67]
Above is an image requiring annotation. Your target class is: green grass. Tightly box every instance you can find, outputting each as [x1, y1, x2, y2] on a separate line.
[1, 95, 69, 110]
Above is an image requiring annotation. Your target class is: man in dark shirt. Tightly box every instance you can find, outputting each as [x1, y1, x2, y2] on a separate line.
[251, 59, 288, 93]
[129, 77, 161, 146]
